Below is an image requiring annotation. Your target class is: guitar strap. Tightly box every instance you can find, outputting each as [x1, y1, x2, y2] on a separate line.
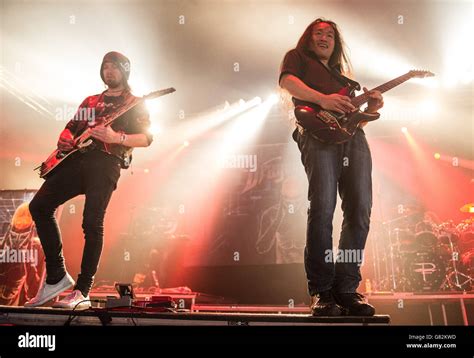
[330, 67, 361, 92]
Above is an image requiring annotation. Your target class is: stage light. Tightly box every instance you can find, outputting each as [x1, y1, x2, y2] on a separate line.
[144, 168, 150, 174]
[417, 99, 438, 116]
[148, 123, 161, 136]
[145, 99, 161, 115]
[411, 76, 440, 89]
[442, 18, 473, 89]
[401, 127, 408, 134]
[461, 72, 473, 85]
[434, 153, 441, 160]
[183, 140, 190, 147]
[267, 93, 279, 105]
[352, 49, 411, 79]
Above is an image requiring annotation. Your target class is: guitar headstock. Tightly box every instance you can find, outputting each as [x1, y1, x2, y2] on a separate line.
[409, 69, 435, 78]
[144, 87, 176, 100]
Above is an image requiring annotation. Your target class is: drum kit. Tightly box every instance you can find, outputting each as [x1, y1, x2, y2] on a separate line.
[371, 203, 474, 292]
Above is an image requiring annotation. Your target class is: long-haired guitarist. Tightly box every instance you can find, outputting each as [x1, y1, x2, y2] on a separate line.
[279, 19, 383, 316]
[26, 51, 153, 309]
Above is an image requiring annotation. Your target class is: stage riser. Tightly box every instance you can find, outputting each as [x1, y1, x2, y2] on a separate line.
[0, 306, 389, 326]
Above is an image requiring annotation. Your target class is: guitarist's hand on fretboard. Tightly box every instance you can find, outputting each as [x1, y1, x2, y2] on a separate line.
[90, 125, 121, 144]
[363, 87, 384, 113]
[57, 129, 75, 152]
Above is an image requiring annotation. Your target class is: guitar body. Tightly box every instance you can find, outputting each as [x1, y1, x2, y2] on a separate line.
[294, 105, 380, 144]
[38, 134, 96, 178]
[39, 148, 80, 178]
[292, 69, 434, 144]
[294, 85, 380, 144]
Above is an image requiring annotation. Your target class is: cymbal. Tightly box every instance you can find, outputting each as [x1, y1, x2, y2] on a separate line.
[460, 203, 474, 213]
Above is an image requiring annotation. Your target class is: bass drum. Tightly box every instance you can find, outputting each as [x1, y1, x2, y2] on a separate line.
[415, 231, 438, 251]
[402, 251, 445, 292]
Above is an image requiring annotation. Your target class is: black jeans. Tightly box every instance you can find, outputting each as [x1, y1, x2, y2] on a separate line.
[29, 149, 121, 296]
[294, 128, 372, 296]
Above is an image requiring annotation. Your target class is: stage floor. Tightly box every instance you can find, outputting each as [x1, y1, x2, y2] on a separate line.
[0, 305, 390, 326]
[2, 292, 473, 326]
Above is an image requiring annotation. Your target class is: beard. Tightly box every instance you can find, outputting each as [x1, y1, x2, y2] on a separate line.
[105, 77, 123, 89]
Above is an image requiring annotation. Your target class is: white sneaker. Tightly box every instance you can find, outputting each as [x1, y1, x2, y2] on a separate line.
[52, 289, 91, 309]
[24, 272, 75, 307]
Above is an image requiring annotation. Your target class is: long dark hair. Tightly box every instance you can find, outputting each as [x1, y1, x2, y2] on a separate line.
[295, 18, 352, 76]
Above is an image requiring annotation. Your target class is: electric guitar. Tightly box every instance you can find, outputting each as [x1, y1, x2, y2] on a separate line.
[35, 87, 176, 178]
[294, 70, 434, 144]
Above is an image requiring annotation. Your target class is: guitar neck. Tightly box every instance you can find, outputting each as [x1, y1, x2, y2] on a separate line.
[351, 72, 415, 107]
[103, 97, 142, 127]
[74, 97, 142, 143]
[73, 88, 175, 143]
[101, 88, 174, 126]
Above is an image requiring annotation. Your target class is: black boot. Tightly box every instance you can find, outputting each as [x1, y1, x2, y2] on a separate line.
[310, 291, 344, 316]
[333, 292, 375, 316]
